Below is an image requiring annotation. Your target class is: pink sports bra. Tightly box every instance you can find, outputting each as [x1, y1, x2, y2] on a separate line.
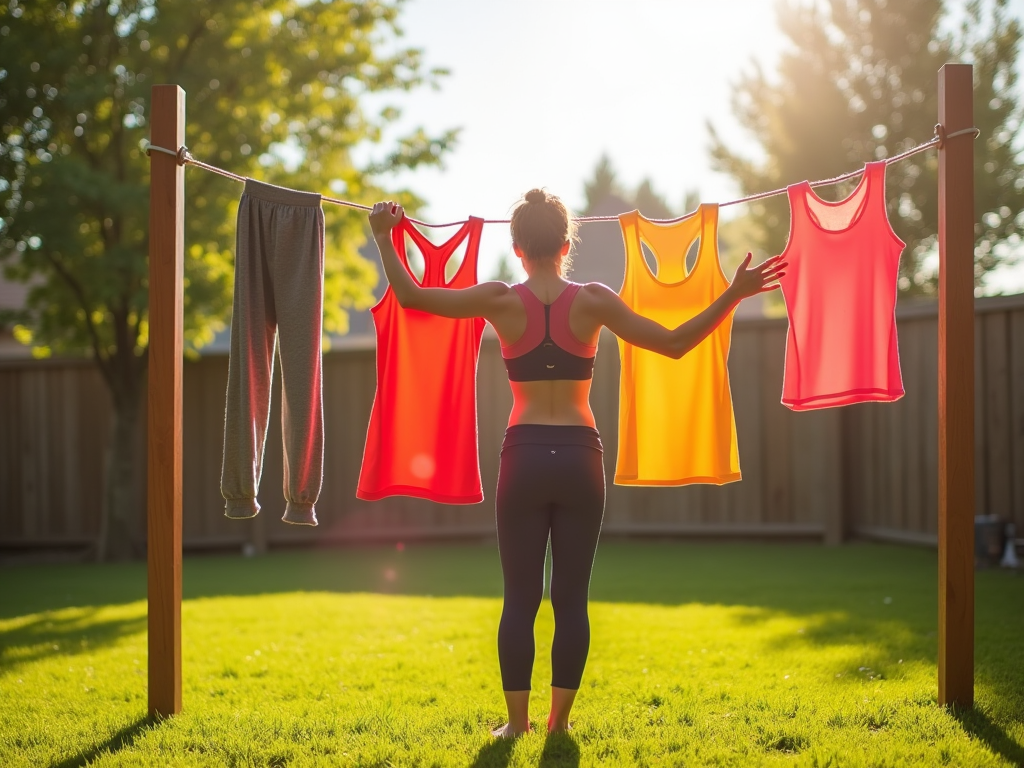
[501, 283, 597, 382]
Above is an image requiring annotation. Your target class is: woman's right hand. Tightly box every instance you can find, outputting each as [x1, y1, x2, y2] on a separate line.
[369, 201, 404, 239]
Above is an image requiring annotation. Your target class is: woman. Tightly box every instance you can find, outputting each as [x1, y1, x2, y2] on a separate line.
[368, 190, 784, 737]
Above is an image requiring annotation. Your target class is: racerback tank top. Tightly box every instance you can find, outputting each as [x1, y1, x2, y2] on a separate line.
[779, 161, 905, 410]
[357, 216, 486, 503]
[616, 204, 741, 486]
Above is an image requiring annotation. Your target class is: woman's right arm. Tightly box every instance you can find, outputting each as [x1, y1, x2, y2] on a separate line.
[580, 253, 786, 359]
[370, 201, 511, 319]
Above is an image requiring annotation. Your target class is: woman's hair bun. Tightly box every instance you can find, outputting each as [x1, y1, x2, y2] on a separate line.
[509, 188, 578, 274]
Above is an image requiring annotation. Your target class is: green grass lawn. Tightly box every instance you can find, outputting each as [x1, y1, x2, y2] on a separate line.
[1, 540, 1022, 767]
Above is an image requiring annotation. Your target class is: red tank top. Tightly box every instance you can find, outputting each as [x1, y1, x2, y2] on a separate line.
[357, 216, 485, 503]
[779, 161, 906, 410]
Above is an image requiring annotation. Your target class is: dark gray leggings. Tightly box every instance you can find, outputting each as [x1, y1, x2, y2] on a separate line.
[495, 424, 606, 691]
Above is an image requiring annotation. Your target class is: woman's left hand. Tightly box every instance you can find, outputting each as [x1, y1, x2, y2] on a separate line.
[729, 253, 787, 300]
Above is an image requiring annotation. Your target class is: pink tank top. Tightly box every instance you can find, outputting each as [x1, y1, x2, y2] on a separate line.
[779, 161, 906, 410]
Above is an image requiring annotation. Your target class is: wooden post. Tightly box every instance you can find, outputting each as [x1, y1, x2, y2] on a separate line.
[147, 84, 185, 717]
[937, 64, 975, 707]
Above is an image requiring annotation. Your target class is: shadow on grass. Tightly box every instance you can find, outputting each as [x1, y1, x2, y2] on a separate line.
[0, 609, 146, 671]
[539, 731, 580, 768]
[49, 714, 153, 768]
[0, 541, 939, 615]
[951, 704, 1024, 768]
[0, 559, 148, 621]
[468, 734, 514, 768]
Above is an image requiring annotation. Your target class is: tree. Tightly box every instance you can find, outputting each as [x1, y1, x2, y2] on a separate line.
[580, 156, 745, 277]
[489, 251, 521, 284]
[708, 0, 1024, 295]
[0, 0, 456, 560]
[581, 155, 693, 219]
[583, 154, 622, 213]
[633, 179, 675, 221]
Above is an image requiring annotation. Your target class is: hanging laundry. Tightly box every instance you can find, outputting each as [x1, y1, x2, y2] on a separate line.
[616, 204, 741, 486]
[778, 161, 905, 410]
[358, 216, 486, 503]
[221, 179, 325, 526]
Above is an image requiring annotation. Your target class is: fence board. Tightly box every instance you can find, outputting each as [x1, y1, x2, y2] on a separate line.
[902, 317, 925, 533]
[85, 369, 113, 538]
[888, 382, 908, 530]
[921, 315, 940, 535]
[181, 357, 204, 541]
[839, 407, 860, 535]
[20, 371, 39, 536]
[974, 317, 987, 518]
[731, 328, 764, 523]
[0, 372, 19, 537]
[763, 326, 795, 525]
[792, 408, 841, 533]
[983, 312, 1012, 518]
[60, 370, 80, 537]
[1011, 311, 1024, 531]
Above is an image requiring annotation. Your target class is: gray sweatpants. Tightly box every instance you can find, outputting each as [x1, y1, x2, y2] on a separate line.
[220, 179, 324, 526]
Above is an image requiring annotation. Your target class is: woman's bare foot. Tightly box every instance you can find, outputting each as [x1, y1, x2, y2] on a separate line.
[491, 722, 530, 738]
[494, 690, 531, 737]
[547, 686, 578, 733]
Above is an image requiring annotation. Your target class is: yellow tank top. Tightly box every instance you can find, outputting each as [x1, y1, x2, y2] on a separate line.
[615, 204, 741, 485]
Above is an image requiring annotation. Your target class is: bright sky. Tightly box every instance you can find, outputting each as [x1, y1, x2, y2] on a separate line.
[357, 0, 1024, 292]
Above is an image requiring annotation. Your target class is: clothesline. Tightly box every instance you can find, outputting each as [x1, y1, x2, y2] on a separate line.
[144, 123, 979, 229]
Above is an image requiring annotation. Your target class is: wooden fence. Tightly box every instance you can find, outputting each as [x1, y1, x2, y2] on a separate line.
[2, 294, 1022, 554]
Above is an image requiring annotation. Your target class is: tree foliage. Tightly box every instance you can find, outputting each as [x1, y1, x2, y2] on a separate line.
[709, 0, 1024, 296]
[581, 154, 697, 220]
[579, 155, 751, 281]
[0, 0, 456, 558]
[488, 251, 522, 284]
[583, 154, 622, 213]
[1, 0, 455, 362]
